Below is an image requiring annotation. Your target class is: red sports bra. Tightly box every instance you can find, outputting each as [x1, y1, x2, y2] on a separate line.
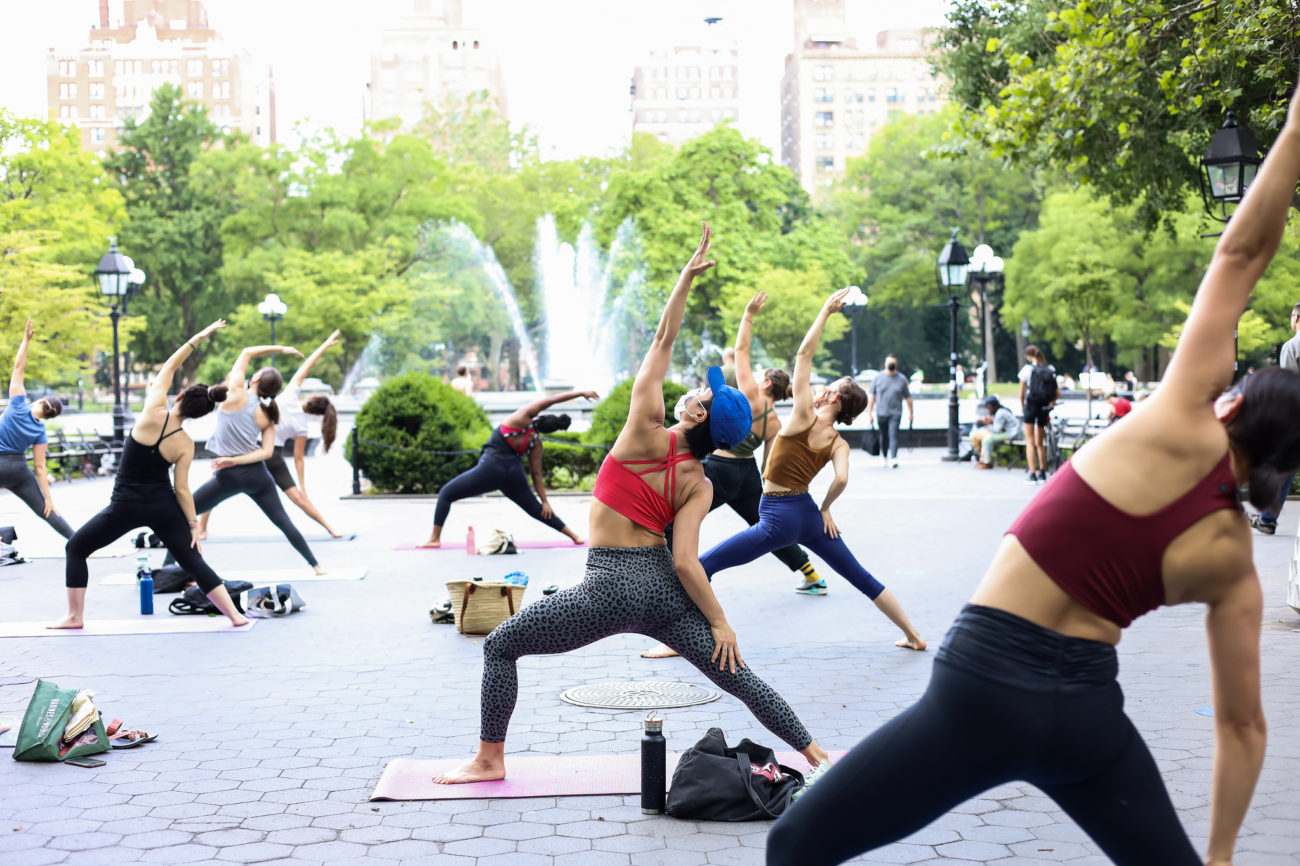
[1006, 454, 1241, 628]
[592, 434, 695, 534]
[499, 423, 537, 454]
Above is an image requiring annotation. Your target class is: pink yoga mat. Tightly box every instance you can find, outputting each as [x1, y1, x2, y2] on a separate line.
[395, 540, 588, 552]
[371, 750, 847, 801]
[0, 619, 257, 638]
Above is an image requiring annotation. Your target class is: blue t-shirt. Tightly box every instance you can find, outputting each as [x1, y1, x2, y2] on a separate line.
[0, 394, 49, 454]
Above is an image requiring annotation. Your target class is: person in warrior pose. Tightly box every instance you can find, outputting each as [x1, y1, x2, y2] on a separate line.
[642, 290, 827, 659]
[174, 343, 325, 574]
[51, 322, 247, 629]
[418, 390, 599, 548]
[766, 82, 1300, 866]
[199, 331, 343, 540]
[695, 289, 925, 651]
[432, 225, 833, 791]
[0, 317, 74, 539]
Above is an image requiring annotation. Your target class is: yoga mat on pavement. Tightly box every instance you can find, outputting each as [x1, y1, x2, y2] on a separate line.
[99, 568, 367, 587]
[23, 545, 131, 560]
[203, 532, 358, 544]
[371, 750, 847, 801]
[0, 619, 257, 637]
[395, 541, 587, 552]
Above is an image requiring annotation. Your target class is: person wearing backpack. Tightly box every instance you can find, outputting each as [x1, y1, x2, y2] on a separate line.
[1018, 345, 1057, 484]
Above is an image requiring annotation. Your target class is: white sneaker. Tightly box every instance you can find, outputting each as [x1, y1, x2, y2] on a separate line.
[792, 759, 833, 800]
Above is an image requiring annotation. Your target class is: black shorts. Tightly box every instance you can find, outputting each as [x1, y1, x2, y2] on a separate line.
[264, 446, 297, 492]
[1023, 401, 1052, 427]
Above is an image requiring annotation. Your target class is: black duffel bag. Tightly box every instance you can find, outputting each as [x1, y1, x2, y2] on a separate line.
[168, 580, 254, 615]
[665, 727, 804, 821]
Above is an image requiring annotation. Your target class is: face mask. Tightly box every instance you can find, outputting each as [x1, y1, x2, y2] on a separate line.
[886, 362, 897, 372]
[673, 395, 689, 419]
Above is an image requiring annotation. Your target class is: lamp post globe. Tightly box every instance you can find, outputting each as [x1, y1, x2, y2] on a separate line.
[936, 230, 969, 462]
[93, 239, 132, 442]
[967, 244, 1004, 393]
[257, 293, 288, 367]
[842, 285, 868, 378]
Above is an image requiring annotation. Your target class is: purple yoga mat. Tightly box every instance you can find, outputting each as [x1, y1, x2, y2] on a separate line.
[395, 540, 588, 552]
[370, 750, 847, 801]
[0, 619, 257, 638]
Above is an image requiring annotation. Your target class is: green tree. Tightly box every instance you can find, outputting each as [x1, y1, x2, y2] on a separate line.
[937, 0, 1300, 229]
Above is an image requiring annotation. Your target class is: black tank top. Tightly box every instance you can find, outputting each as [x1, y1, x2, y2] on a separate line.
[114, 416, 184, 498]
[480, 426, 531, 461]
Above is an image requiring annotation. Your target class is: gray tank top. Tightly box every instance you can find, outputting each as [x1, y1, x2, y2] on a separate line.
[205, 398, 264, 457]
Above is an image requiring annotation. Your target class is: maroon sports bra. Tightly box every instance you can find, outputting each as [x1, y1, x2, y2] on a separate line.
[1005, 454, 1241, 628]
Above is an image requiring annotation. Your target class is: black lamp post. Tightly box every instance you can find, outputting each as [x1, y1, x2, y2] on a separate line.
[94, 240, 132, 442]
[1199, 110, 1263, 225]
[258, 293, 287, 367]
[842, 285, 867, 378]
[936, 229, 969, 462]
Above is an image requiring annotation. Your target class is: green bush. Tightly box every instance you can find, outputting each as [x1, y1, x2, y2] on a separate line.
[349, 372, 490, 493]
[539, 430, 604, 491]
[584, 378, 690, 447]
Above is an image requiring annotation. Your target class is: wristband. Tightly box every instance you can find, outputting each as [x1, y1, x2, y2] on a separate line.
[186, 340, 197, 351]
[188, 521, 199, 529]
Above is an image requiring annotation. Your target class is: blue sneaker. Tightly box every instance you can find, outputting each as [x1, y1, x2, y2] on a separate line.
[795, 579, 828, 596]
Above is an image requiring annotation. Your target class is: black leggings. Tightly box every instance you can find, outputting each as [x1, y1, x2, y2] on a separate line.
[665, 454, 810, 573]
[188, 463, 317, 566]
[433, 454, 567, 535]
[67, 492, 223, 592]
[767, 605, 1201, 866]
[0, 453, 74, 538]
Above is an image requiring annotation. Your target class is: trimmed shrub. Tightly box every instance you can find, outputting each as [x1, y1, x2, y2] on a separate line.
[539, 430, 604, 492]
[349, 372, 490, 493]
[584, 378, 691, 447]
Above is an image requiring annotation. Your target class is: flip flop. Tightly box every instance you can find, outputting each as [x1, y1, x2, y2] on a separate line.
[107, 721, 157, 749]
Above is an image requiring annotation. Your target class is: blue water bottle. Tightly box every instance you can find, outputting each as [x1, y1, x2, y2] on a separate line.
[136, 552, 154, 615]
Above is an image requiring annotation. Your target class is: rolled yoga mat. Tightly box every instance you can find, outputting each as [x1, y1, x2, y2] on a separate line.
[99, 568, 367, 587]
[0, 619, 257, 638]
[395, 540, 588, 552]
[370, 750, 847, 801]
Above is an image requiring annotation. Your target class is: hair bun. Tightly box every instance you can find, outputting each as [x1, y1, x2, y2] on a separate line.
[208, 384, 229, 403]
[784, 384, 793, 399]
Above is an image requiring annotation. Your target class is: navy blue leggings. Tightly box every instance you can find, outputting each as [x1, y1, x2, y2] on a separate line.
[699, 493, 884, 599]
[767, 605, 1201, 866]
[433, 454, 567, 535]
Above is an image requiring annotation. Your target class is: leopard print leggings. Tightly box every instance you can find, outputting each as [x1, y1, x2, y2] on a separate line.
[479, 544, 813, 750]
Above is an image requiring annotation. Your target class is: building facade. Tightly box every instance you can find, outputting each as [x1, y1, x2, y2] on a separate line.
[366, 0, 507, 130]
[780, 0, 943, 193]
[630, 18, 740, 147]
[46, 0, 274, 153]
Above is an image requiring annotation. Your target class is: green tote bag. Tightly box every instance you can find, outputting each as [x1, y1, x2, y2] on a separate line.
[13, 679, 110, 762]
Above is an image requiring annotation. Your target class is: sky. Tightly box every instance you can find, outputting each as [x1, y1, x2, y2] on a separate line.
[0, 0, 952, 159]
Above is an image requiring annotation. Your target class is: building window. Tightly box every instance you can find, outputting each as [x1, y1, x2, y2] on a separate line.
[216, 81, 230, 98]
[657, 110, 667, 122]
[816, 133, 833, 150]
[187, 81, 203, 98]
[90, 104, 105, 120]
[816, 156, 834, 172]
[855, 111, 865, 127]
[187, 59, 202, 75]
[690, 87, 700, 99]
[677, 88, 687, 100]
[868, 88, 876, 102]
[89, 60, 103, 77]
[814, 111, 834, 128]
[90, 82, 104, 98]
[886, 88, 902, 103]
[212, 59, 229, 76]
[723, 87, 733, 99]
[813, 65, 833, 82]
[91, 128, 105, 143]
[689, 110, 701, 122]
[814, 88, 832, 103]
[711, 109, 722, 122]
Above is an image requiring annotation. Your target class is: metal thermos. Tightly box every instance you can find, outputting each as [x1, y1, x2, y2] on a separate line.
[137, 554, 154, 615]
[641, 713, 666, 814]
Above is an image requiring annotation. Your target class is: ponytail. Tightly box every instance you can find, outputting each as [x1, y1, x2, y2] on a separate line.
[303, 396, 337, 452]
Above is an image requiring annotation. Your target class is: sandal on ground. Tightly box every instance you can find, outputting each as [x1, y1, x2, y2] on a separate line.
[106, 719, 157, 749]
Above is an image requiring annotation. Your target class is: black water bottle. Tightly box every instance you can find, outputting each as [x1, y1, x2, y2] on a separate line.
[641, 713, 666, 814]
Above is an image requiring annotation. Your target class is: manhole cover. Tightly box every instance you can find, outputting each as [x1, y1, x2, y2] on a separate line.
[560, 681, 721, 709]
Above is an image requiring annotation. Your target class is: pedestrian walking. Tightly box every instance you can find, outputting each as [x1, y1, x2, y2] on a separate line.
[1019, 345, 1057, 483]
[1250, 301, 1300, 535]
[866, 354, 912, 469]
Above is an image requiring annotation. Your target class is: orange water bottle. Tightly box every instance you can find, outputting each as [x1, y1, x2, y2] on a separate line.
[466, 526, 475, 555]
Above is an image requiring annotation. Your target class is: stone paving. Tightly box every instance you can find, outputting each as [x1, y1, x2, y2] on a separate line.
[2, 439, 1299, 865]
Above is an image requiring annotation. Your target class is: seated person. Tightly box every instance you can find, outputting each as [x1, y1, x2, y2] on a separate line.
[971, 396, 1022, 469]
[1106, 392, 1133, 425]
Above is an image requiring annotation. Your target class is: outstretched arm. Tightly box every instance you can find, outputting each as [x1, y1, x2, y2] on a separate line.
[10, 318, 33, 397]
[144, 320, 226, 413]
[628, 224, 715, 429]
[1163, 88, 1300, 406]
[789, 289, 850, 428]
[225, 345, 303, 393]
[505, 390, 600, 429]
[288, 330, 341, 391]
[733, 292, 765, 406]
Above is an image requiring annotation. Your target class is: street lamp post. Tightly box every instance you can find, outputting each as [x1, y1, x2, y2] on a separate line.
[936, 229, 969, 462]
[967, 244, 1005, 393]
[257, 293, 288, 367]
[842, 285, 867, 378]
[94, 240, 132, 443]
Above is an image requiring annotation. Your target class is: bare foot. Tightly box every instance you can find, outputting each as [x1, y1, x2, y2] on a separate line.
[640, 642, 680, 659]
[228, 615, 250, 628]
[895, 635, 927, 651]
[313, 565, 327, 576]
[417, 539, 441, 549]
[47, 616, 84, 630]
[572, 537, 586, 546]
[432, 756, 506, 784]
[329, 530, 344, 539]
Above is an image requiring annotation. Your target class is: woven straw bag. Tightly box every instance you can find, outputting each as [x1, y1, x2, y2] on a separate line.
[446, 580, 525, 635]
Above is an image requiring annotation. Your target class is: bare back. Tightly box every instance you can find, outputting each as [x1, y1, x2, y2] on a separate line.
[130, 405, 195, 467]
[589, 424, 708, 548]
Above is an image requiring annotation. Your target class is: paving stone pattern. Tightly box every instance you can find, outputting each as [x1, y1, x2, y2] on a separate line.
[2, 445, 1299, 864]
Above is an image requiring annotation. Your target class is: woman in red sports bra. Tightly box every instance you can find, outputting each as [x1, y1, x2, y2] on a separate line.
[434, 224, 832, 787]
[769, 89, 1300, 866]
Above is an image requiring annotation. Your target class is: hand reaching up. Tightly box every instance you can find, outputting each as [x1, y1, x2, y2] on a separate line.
[744, 291, 768, 317]
[822, 287, 852, 315]
[682, 223, 716, 280]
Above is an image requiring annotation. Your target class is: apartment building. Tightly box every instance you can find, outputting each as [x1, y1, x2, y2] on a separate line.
[630, 17, 741, 146]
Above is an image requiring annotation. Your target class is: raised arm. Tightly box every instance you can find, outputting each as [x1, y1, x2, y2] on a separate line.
[733, 292, 766, 406]
[144, 321, 226, 412]
[505, 390, 600, 429]
[288, 330, 341, 391]
[226, 345, 302, 393]
[789, 289, 851, 428]
[628, 224, 715, 429]
[1162, 90, 1300, 405]
[10, 318, 33, 397]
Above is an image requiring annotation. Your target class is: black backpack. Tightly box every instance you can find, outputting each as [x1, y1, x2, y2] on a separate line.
[1028, 364, 1058, 403]
[168, 580, 254, 615]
